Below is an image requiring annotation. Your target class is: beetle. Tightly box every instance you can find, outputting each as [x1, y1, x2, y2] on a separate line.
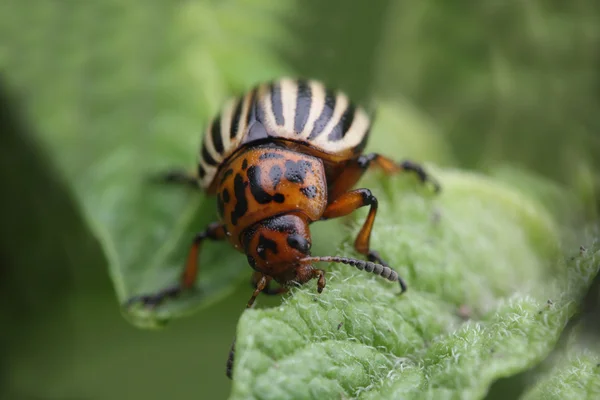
[127, 77, 439, 314]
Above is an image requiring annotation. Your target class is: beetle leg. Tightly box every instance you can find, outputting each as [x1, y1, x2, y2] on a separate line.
[227, 274, 276, 380]
[226, 338, 236, 379]
[328, 153, 440, 200]
[321, 188, 404, 285]
[364, 154, 440, 193]
[124, 222, 226, 307]
[322, 188, 378, 254]
[312, 269, 326, 293]
[150, 169, 200, 189]
[246, 274, 272, 308]
[250, 272, 289, 296]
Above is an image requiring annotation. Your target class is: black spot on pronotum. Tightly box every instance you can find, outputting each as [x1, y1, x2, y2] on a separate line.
[231, 174, 248, 226]
[259, 152, 284, 160]
[269, 165, 283, 189]
[242, 159, 248, 170]
[220, 168, 234, 184]
[247, 165, 272, 204]
[300, 185, 318, 199]
[257, 235, 278, 260]
[284, 160, 312, 184]
[247, 165, 286, 204]
[222, 188, 230, 203]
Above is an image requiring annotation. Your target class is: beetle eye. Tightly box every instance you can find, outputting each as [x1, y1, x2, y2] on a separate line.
[287, 234, 311, 254]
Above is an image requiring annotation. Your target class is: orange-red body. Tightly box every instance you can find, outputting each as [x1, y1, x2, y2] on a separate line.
[215, 144, 327, 251]
[126, 78, 440, 378]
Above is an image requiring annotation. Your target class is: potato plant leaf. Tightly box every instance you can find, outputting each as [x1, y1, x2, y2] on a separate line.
[230, 167, 599, 399]
[521, 328, 600, 400]
[0, 0, 293, 328]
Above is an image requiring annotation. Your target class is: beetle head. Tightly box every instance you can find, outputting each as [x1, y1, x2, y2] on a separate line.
[243, 213, 312, 281]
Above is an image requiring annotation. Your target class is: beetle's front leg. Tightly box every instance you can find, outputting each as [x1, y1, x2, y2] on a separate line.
[312, 269, 326, 293]
[250, 271, 289, 296]
[125, 222, 226, 307]
[321, 188, 406, 292]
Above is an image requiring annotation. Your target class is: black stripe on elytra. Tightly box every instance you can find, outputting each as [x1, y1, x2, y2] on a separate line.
[257, 234, 278, 260]
[307, 88, 336, 140]
[328, 103, 356, 141]
[211, 115, 224, 154]
[242, 159, 248, 170]
[269, 165, 282, 189]
[198, 164, 206, 179]
[245, 88, 258, 125]
[219, 168, 234, 184]
[230, 97, 243, 139]
[294, 80, 311, 133]
[201, 141, 218, 166]
[249, 87, 266, 124]
[300, 185, 318, 199]
[284, 159, 312, 184]
[259, 152, 284, 160]
[270, 82, 284, 126]
[231, 173, 248, 226]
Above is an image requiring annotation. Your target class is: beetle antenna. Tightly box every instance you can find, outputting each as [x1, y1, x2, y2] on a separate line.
[301, 256, 406, 293]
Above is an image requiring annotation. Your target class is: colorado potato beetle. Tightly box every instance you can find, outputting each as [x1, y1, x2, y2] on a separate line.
[126, 78, 440, 374]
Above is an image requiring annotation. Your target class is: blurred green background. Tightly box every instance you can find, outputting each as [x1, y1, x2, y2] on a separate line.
[0, 0, 599, 399]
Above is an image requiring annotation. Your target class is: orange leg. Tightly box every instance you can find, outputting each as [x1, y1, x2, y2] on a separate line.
[321, 188, 406, 291]
[329, 153, 440, 201]
[322, 188, 379, 257]
[226, 269, 324, 380]
[226, 273, 285, 380]
[250, 271, 289, 296]
[312, 269, 326, 293]
[125, 222, 226, 307]
[246, 274, 272, 309]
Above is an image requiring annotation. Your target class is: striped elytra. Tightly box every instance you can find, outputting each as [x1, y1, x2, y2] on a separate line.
[197, 78, 371, 190]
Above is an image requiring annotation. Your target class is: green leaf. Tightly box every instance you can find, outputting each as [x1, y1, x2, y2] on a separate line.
[0, 0, 294, 328]
[521, 328, 600, 400]
[230, 163, 599, 399]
